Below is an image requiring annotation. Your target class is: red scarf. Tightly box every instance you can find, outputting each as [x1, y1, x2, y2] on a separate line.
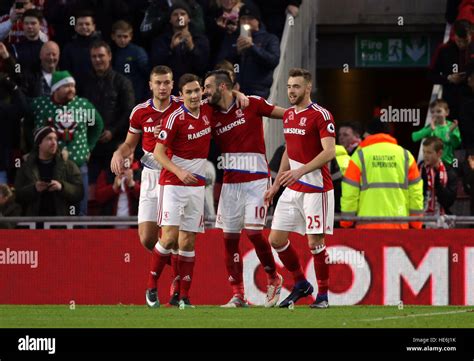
[423, 161, 448, 214]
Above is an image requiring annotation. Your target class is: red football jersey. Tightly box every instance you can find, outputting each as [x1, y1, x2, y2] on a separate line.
[157, 103, 213, 187]
[128, 96, 181, 170]
[283, 103, 336, 193]
[211, 96, 275, 183]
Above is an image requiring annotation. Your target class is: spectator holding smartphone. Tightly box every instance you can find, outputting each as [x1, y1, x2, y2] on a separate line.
[0, 0, 49, 45]
[14, 126, 83, 216]
[218, 3, 280, 98]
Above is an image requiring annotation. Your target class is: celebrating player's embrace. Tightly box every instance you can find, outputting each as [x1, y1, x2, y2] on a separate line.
[112, 66, 335, 309]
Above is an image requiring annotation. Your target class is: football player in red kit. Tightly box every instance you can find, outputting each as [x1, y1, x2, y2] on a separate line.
[203, 70, 287, 307]
[153, 74, 214, 308]
[265, 68, 336, 308]
[110, 66, 182, 308]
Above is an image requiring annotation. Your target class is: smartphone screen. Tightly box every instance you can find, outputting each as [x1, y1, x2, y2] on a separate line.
[240, 24, 250, 37]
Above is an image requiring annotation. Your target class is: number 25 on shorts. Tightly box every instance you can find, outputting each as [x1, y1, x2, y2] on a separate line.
[307, 215, 320, 229]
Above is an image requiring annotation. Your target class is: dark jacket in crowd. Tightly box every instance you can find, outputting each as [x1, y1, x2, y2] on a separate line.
[141, 0, 205, 40]
[0, 196, 21, 229]
[79, 67, 135, 174]
[10, 39, 43, 74]
[420, 162, 458, 215]
[228, 27, 280, 98]
[0, 76, 28, 174]
[253, 0, 302, 38]
[0, 53, 17, 81]
[428, 40, 474, 119]
[21, 64, 55, 98]
[112, 42, 150, 102]
[79, 67, 135, 141]
[14, 150, 84, 216]
[458, 87, 474, 149]
[61, 32, 102, 87]
[151, 28, 210, 94]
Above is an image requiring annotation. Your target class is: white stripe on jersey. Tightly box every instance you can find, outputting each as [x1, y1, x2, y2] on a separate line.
[129, 126, 142, 134]
[171, 154, 207, 178]
[165, 107, 184, 129]
[311, 104, 331, 121]
[129, 100, 150, 120]
[289, 158, 324, 189]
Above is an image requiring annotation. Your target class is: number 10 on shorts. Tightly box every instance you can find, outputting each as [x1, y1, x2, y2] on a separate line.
[255, 206, 266, 220]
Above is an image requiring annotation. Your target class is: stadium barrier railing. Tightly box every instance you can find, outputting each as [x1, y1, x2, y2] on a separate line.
[2, 215, 474, 229]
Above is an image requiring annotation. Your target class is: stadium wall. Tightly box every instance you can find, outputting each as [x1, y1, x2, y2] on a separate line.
[0, 229, 473, 306]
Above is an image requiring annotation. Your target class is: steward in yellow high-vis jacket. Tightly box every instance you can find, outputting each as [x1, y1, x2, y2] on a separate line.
[335, 145, 350, 175]
[340, 133, 424, 229]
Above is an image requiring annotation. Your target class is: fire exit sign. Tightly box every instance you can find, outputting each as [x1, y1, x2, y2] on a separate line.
[356, 35, 430, 67]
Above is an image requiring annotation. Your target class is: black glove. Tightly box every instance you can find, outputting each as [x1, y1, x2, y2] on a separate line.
[0, 73, 18, 93]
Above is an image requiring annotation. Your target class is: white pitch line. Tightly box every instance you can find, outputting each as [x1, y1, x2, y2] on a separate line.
[359, 309, 473, 322]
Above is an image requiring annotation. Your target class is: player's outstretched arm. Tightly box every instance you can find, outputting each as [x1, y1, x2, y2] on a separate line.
[110, 132, 140, 175]
[270, 106, 286, 119]
[264, 148, 290, 205]
[153, 143, 198, 185]
[279, 137, 336, 187]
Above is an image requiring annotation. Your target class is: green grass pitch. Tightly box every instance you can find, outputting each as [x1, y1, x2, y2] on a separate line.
[0, 305, 473, 328]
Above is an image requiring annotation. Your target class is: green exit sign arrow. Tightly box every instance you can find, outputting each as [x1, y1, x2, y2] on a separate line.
[356, 35, 430, 67]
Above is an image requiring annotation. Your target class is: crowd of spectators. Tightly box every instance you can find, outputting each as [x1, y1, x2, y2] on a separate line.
[0, 0, 301, 223]
[421, 0, 474, 220]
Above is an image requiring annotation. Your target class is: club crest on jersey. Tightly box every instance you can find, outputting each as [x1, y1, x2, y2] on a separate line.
[203, 115, 210, 126]
[163, 211, 169, 221]
[327, 123, 335, 133]
[235, 109, 244, 118]
[179, 113, 185, 120]
[289, 111, 294, 120]
[158, 130, 168, 140]
[299, 117, 307, 127]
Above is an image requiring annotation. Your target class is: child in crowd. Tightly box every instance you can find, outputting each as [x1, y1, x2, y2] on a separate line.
[412, 99, 461, 166]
